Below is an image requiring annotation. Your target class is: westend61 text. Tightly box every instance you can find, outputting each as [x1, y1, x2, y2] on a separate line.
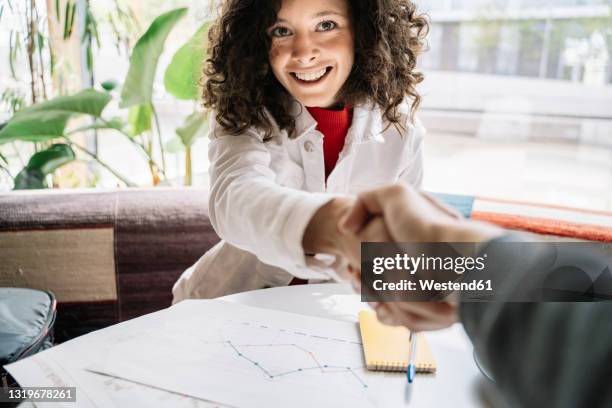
[373, 279, 493, 292]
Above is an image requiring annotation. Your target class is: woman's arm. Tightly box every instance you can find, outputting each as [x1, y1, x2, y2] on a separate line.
[208, 119, 345, 279]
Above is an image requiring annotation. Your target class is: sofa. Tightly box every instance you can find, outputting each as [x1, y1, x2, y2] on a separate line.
[0, 188, 220, 342]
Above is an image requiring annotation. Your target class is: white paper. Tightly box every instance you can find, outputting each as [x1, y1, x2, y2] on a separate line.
[6, 300, 482, 407]
[85, 300, 408, 408]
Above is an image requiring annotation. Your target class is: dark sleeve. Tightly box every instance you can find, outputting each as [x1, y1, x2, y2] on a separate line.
[460, 235, 612, 408]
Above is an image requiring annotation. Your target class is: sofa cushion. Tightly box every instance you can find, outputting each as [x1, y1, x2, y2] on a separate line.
[0, 188, 220, 341]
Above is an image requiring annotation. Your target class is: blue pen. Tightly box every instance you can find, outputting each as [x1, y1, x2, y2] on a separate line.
[407, 332, 417, 383]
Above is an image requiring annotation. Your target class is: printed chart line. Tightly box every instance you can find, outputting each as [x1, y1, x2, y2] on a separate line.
[224, 341, 368, 388]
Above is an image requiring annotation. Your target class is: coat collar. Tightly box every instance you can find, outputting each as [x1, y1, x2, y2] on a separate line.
[290, 100, 385, 144]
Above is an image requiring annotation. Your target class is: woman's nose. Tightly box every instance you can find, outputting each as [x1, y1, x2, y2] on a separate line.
[291, 33, 320, 65]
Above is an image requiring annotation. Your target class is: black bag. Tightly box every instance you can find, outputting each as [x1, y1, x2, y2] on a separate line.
[0, 288, 57, 387]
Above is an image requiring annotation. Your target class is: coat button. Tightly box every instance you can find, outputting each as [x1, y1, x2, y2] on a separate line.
[304, 141, 315, 152]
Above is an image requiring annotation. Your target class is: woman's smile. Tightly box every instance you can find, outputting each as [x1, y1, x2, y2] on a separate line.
[290, 66, 333, 85]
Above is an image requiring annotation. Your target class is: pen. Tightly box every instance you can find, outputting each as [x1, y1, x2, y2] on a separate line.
[407, 332, 417, 383]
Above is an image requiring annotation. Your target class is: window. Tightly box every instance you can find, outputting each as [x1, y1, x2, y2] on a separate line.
[417, 0, 612, 211]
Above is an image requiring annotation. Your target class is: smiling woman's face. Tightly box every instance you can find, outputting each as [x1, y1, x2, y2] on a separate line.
[268, 0, 354, 108]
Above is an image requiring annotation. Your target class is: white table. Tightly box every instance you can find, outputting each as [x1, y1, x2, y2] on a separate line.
[222, 283, 489, 407]
[9, 284, 491, 407]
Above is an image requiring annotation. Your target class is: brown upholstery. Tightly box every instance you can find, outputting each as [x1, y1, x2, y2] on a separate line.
[0, 188, 220, 341]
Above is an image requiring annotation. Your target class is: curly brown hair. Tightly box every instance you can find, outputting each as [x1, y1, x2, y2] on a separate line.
[203, 0, 429, 139]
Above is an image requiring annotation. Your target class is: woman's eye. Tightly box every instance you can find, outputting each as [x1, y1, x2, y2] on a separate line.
[270, 26, 291, 38]
[317, 21, 337, 32]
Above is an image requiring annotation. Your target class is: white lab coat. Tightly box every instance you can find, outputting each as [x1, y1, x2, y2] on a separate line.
[172, 99, 424, 302]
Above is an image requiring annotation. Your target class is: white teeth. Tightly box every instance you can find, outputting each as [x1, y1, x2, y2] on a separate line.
[294, 68, 327, 82]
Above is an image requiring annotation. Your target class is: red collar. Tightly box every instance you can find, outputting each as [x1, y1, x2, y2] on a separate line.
[306, 105, 352, 133]
[305, 105, 353, 178]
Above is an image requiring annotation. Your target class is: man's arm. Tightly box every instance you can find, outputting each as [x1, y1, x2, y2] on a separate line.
[341, 184, 612, 407]
[462, 236, 612, 408]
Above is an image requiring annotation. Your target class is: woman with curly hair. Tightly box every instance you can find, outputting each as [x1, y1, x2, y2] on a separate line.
[173, 0, 429, 301]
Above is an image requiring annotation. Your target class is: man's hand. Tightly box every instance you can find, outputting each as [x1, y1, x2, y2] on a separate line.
[374, 301, 459, 332]
[349, 212, 460, 331]
[338, 184, 502, 331]
[340, 184, 501, 263]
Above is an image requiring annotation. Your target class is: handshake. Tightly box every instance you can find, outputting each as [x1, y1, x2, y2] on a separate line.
[302, 184, 502, 332]
[305, 186, 612, 408]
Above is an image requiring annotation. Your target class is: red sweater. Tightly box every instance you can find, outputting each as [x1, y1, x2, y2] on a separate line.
[306, 105, 353, 179]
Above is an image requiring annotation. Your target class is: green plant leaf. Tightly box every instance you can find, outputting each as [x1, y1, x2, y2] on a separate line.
[176, 111, 209, 147]
[13, 143, 76, 190]
[0, 90, 112, 143]
[164, 22, 211, 100]
[127, 103, 153, 137]
[67, 117, 126, 134]
[9, 30, 20, 80]
[101, 79, 119, 91]
[26, 143, 76, 175]
[119, 8, 188, 108]
[164, 135, 185, 154]
[0, 110, 72, 143]
[63, 1, 70, 38]
[16, 89, 112, 118]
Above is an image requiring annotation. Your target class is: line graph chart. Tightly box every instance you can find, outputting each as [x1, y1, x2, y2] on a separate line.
[224, 341, 368, 387]
[86, 300, 406, 408]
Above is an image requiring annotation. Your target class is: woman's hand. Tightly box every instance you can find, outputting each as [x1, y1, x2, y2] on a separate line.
[302, 197, 353, 253]
[302, 197, 363, 280]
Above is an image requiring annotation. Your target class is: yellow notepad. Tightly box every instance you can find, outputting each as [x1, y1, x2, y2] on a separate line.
[359, 310, 436, 373]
